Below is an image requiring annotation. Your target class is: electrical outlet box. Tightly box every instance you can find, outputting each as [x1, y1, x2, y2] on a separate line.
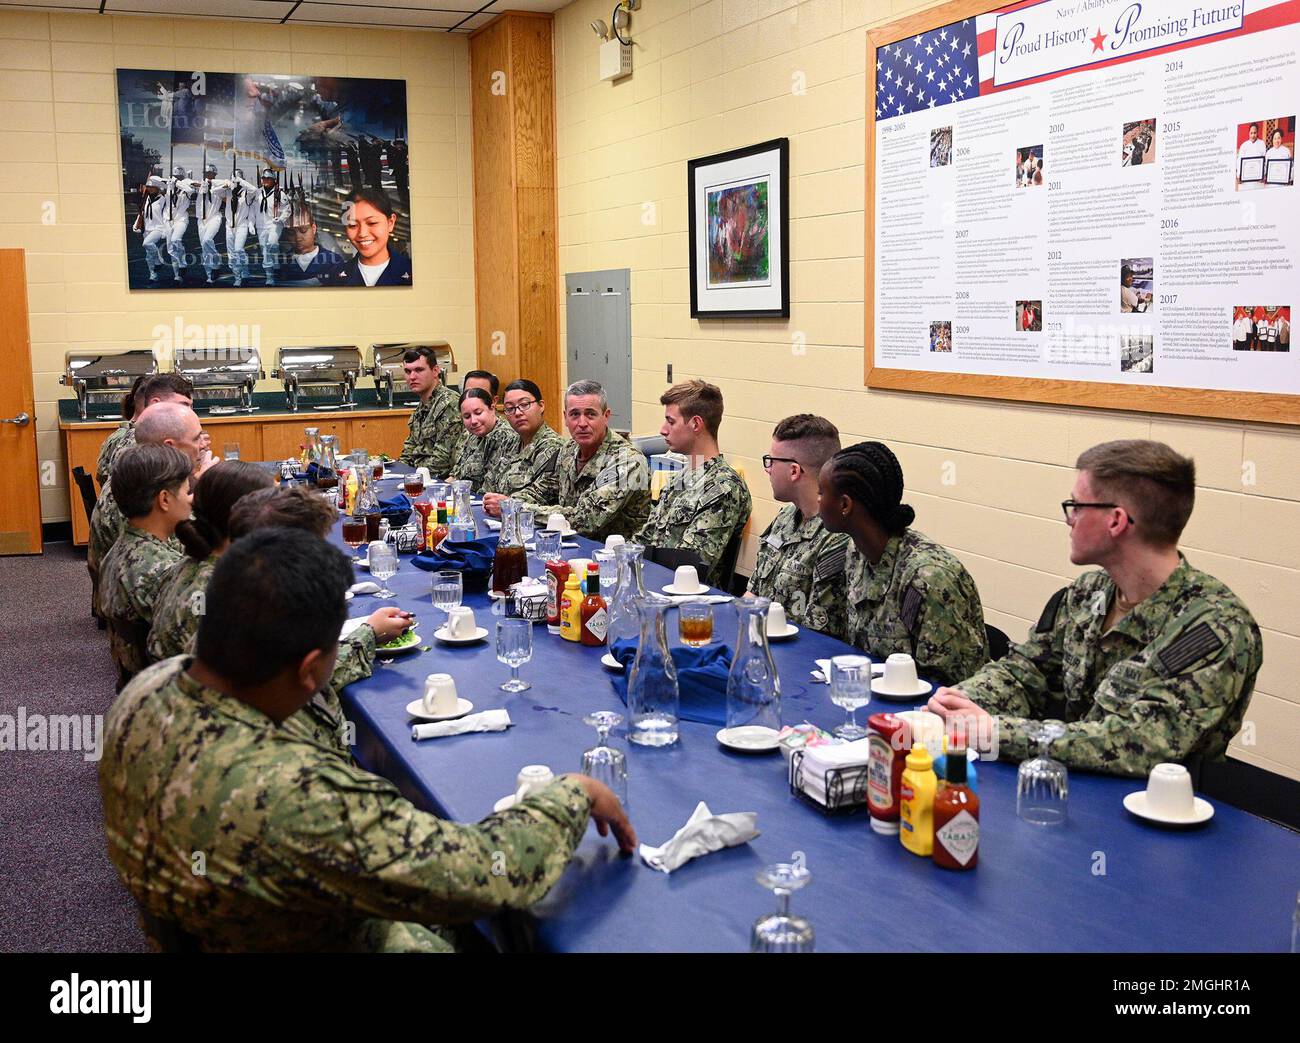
[599, 40, 632, 82]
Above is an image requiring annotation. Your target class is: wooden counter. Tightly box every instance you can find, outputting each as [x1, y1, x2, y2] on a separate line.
[60, 406, 413, 546]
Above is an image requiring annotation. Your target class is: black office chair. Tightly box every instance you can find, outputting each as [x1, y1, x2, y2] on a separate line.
[72, 467, 97, 529]
[986, 623, 1011, 662]
[642, 545, 705, 578]
[1185, 751, 1300, 831]
[714, 529, 744, 596]
[136, 902, 203, 953]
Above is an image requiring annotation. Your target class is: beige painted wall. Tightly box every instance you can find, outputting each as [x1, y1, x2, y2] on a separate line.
[552, 0, 1300, 779]
[0, 10, 476, 526]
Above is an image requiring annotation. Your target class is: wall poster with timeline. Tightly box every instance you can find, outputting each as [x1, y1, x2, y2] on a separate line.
[866, 0, 1300, 423]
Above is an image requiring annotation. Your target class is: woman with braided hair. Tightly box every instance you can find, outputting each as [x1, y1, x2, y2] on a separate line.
[818, 441, 989, 686]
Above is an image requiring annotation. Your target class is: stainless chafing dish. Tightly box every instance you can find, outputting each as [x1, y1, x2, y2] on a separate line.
[174, 346, 264, 413]
[60, 349, 157, 419]
[271, 345, 363, 411]
[367, 341, 456, 407]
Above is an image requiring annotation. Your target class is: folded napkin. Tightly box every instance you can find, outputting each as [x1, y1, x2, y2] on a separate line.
[377, 492, 412, 524]
[411, 535, 499, 575]
[484, 518, 501, 531]
[798, 739, 872, 806]
[340, 616, 372, 639]
[349, 581, 380, 595]
[665, 594, 734, 605]
[609, 639, 733, 726]
[412, 708, 511, 741]
[639, 801, 759, 873]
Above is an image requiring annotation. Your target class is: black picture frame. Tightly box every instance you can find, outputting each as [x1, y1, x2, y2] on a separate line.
[1266, 156, 1294, 185]
[687, 137, 789, 319]
[1239, 155, 1265, 182]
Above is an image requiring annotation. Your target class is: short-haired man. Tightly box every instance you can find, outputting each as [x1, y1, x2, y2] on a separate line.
[462, 369, 499, 402]
[745, 415, 849, 635]
[928, 440, 1263, 777]
[99, 528, 635, 951]
[632, 380, 750, 586]
[95, 372, 195, 487]
[513, 380, 650, 542]
[97, 445, 192, 688]
[399, 346, 464, 477]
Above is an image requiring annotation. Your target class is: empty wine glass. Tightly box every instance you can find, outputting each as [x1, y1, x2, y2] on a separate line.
[580, 710, 628, 805]
[496, 618, 533, 692]
[1017, 719, 1069, 825]
[829, 655, 872, 739]
[751, 863, 813, 953]
[369, 543, 398, 599]
[432, 570, 462, 619]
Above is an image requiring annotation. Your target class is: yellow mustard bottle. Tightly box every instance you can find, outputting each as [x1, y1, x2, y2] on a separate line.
[559, 570, 583, 642]
[899, 742, 937, 857]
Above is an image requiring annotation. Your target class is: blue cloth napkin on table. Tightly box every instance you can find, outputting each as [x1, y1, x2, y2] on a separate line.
[411, 535, 499, 574]
[608, 639, 734, 726]
[377, 492, 412, 524]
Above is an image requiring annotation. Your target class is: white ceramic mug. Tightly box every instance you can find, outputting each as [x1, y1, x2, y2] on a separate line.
[422, 673, 459, 716]
[604, 534, 626, 551]
[447, 605, 476, 638]
[895, 709, 944, 753]
[674, 564, 701, 591]
[415, 467, 432, 485]
[1144, 762, 1196, 818]
[881, 652, 920, 693]
[515, 764, 555, 801]
[547, 512, 569, 534]
[766, 602, 788, 635]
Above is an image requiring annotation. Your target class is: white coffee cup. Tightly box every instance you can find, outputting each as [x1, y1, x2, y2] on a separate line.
[447, 605, 476, 638]
[568, 557, 593, 584]
[766, 602, 788, 635]
[1144, 762, 1196, 819]
[880, 652, 920, 694]
[422, 673, 459, 716]
[604, 534, 626, 551]
[673, 564, 701, 591]
[515, 764, 555, 801]
[547, 512, 570, 534]
[415, 467, 431, 485]
[895, 709, 944, 753]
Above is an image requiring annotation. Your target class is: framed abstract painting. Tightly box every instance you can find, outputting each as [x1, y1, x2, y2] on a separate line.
[687, 138, 789, 318]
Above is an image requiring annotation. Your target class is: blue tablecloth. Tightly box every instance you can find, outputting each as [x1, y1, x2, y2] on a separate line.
[334, 467, 1300, 952]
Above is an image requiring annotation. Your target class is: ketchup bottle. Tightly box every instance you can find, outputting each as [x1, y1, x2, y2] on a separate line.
[933, 746, 980, 870]
[546, 558, 571, 635]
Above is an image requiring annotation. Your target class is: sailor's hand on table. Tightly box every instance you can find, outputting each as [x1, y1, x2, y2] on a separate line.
[569, 775, 637, 854]
[482, 493, 506, 518]
[366, 607, 414, 643]
[927, 687, 992, 723]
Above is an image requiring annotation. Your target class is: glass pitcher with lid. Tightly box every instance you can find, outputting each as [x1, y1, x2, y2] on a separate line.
[725, 596, 781, 733]
[316, 434, 340, 490]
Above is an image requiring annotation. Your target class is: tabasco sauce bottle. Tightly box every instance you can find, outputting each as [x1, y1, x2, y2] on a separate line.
[580, 562, 609, 646]
[933, 746, 980, 871]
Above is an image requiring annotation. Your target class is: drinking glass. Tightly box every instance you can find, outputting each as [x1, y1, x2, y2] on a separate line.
[519, 510, 535, 543]
[751, 863, 814, 953]
[432, 571, 462, 619]
[829, 655, 872, 739]
[403, 474, 425, 500]
[341, 516, 367, 563]
[593, 549, 618, 599]
[580, 710, 628, 805]
[534, 528, 562, 562]
[496, 618, 533, 692]
[678, 602, 714, 647]
[1017, 720, 1069, 826]
[223, 442, 240, 462]
[369, 543, 398, 599]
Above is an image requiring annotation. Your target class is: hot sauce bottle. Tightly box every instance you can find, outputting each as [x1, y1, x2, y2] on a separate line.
[427, 501, 450, 553]
[933, 746, 979, 871]
[559, 570, 583, 642]
[546, 558, 571, 635]
[580, 562, 609, 646]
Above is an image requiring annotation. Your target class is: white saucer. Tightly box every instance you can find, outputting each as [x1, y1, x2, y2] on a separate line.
[1122, 790, 1215, 826]
[766, 624, 799, 640]
[405, 697, 474, 722]
[434, 625, 488, 643]
[601, 652, 624, 670]
[871, 677, 934, 700]
[487, 590, 509, 600]
[662, 583, 709, 596]
[716, 726, 781, 753]
[355, 558, 369, 569]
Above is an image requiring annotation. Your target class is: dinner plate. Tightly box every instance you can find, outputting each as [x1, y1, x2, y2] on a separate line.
[870, 677, 934, 700]
[662, 583, 710, 596]
[716, 726, 781, 753]
[375, 631, 421, 656]
[601, 652, 624, 670]
[767, 624, 800, 640]
[433, 625, 488, 644]
[405, 697, 474, 722]
[1122, 791, 1215, 827]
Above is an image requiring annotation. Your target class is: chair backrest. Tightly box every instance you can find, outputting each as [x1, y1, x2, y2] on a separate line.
[642, 545, 705, 582]
[1186, 753, 1300, 831]
[985, 623, 1011, 662]
[72, 467, 97, 528]
[714, 528, 744, 595]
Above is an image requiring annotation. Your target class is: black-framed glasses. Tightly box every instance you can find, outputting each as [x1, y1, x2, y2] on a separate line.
[762, 455, 799, 469]
[502, 399, 537, 415]
[1061, 500, 1136, 524]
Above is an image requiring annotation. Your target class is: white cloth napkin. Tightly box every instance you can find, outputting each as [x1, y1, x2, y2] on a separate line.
[484, 518, 502, 531]
[412, 708, 511, 741]
[349, 581, 380, 595]
[797, 739, 872, 805]
[638, 801, 759, 873]
[340, 616, 371, 638]
[665, 594, 733, 605]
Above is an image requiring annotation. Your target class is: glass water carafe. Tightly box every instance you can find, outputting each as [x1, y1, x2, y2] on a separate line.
[607, 542, 648, 646]
[303, 426, 322, 468]
[316, 434, 340, 490]
[450, 479, 475, 541]
[491, 497, 527, 595]
[725, 596, 781, 733]
[627, 593, 679, 747]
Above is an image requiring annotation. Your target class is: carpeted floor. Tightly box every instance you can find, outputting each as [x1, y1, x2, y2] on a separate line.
[0, 540, 148, 953]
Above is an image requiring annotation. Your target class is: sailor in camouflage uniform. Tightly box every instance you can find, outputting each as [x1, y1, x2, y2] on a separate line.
[94, 372, 194, 487]
[447, 387, 519, 494]
[99, 529, 635, 952]
[820, 442, 989, 686]
[398, 346, 465, 477]
[746, 415, 849, 634]
[482, 379, 565, 505]
[515, 380, 650, 542]
[632, 381, 750, 586]
[930, 440, 1263, 777]
[96, 423, 135, 488]
[97, 445, 193, 686]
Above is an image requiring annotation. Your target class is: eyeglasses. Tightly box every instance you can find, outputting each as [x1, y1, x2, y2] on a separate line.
[762, 455, 800, 469]
[502, 399, 537, 415]
[1061, 500, 1136, 524]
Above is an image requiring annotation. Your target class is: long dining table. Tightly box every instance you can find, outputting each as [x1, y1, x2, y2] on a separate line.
[327, 469, 1300, 953]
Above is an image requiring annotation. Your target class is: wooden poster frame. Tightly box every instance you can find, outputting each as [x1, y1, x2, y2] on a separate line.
[864, 0, 1300, 425]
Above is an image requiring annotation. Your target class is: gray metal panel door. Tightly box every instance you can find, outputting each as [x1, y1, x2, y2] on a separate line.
[565, 268, 631, 430]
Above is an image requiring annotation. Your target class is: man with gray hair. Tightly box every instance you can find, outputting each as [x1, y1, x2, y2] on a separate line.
[513, 380, 650, 541]
[89, 401, 213, 576]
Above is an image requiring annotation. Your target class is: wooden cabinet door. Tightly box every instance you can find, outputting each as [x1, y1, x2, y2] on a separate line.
[260, 418, 351, 462]
[64, 427, 109, 545]
[352, 414, 412, 458]
[205, 422, 263, 463]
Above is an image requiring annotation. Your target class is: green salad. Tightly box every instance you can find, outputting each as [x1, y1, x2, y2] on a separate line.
[378, 630, 420, 651]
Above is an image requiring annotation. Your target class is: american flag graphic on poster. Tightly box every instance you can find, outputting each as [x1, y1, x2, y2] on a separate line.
[874, 19, 980, 120]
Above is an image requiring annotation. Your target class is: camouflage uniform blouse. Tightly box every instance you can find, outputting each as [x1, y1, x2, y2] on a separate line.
[482, 423, 564, 504]
[97, 526, 184, 679]
[448, 420, 519, 495]
[520, 429, 651, 542]
[400, 384, 465, 478]
[96, 424, 135, 487]
[746, 504, 849, 636]
[633, 455, 751, 585]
